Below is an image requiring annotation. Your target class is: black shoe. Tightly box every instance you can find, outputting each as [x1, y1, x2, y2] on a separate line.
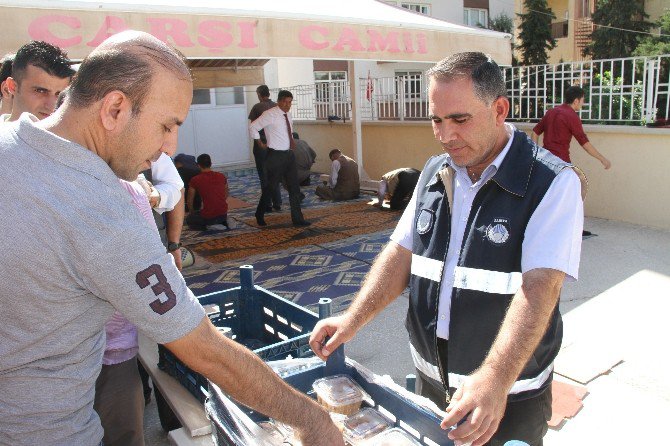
[293, 220, 311, 227]
[265, 206, 273, 213]
[272, 205, 281, 211]
[255, 213, 267, 226]
[582, 230, 592, 237]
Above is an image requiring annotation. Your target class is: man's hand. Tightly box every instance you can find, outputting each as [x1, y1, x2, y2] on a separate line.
[309, 315, 357, 361]
[169, 248, 182, 270]
[440, 370, 509, 446]
[257, 139, 268, 149]
[601, 157, 611, 170]
[148, 186, 161, 208]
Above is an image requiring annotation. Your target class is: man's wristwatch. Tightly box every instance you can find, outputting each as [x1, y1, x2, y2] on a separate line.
[167, 242, 182, 252]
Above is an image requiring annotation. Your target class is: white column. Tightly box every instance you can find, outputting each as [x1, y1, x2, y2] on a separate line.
[348, 60, 369, 180]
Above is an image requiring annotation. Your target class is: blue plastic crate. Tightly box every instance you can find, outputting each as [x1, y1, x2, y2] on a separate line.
[157, 265, 323, 403]
[206, 347, 455, 446]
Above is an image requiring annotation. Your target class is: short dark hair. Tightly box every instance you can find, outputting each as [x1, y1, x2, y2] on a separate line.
[12, 41, 74, 83]
[277, 90, 293, 101]
[426, 52, 506, 104]
[196, 153, 212, 168]
[328, 149, 341, 159]
[0, 53, 15, 84]
[256, 84, 270, 97]
[68, 42, 190, 115]
[564, 86, 585, 104]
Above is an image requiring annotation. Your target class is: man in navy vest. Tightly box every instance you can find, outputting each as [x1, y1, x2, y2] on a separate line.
[310, 52, 584, 446]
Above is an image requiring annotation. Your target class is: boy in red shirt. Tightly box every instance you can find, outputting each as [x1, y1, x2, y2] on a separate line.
[532, 86, 611, 169]
[186, 154, 229, 230]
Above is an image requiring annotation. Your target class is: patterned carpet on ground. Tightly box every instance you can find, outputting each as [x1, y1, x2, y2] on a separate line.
[180, 169, 399, 312]
[186, 201, 399, 263]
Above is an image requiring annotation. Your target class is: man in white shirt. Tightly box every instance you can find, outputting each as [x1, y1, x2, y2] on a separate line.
[310, 52, 584, 446]
[249, 90, 310, 227]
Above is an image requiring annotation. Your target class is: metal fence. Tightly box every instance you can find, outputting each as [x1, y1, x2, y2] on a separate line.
[276, 54, 670, 126]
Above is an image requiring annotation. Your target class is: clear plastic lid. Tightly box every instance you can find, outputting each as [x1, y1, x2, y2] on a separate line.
[341, 408, 392, 444]
[363, 427, 422, 446]
[312, 375, 365, 414]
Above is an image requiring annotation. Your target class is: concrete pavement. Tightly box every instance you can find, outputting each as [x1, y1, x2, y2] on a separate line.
[144, 216, 670, 445]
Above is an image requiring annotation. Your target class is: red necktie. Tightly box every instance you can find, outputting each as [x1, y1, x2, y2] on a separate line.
[284, 113, 296, 150]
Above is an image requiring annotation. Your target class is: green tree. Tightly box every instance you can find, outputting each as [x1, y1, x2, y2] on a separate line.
[633, 12, 670, 56]
[490, 13, 514, 34]
[584, 0, 653, 59]
[517, 0, 556, 65]
[488, 13, 518, 65]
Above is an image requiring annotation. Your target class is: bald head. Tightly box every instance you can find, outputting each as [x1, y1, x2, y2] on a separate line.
[67, 30, 191, 114]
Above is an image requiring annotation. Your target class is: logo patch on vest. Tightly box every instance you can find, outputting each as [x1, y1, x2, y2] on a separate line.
[485, 219, 510, 244]
[416, 209, 435, 235]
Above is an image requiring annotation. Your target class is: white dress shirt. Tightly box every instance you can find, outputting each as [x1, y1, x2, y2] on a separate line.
[249, 106, 294, 151]
[151, 153, 184, 214]
[391, 124, 584, 340]
[330, 159, 342, 187]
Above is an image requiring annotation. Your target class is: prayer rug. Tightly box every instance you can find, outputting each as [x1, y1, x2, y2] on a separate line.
[188, 202, 401, 263]
[184, 244, 371, 310]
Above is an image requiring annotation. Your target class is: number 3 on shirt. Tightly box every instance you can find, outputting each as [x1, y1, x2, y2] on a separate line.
[136, 264, 177, 315]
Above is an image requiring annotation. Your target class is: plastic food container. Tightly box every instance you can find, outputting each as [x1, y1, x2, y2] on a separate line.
[312, 374, 366, 415]
[341, 408, 392, 445]
[363, 427, 422, 445]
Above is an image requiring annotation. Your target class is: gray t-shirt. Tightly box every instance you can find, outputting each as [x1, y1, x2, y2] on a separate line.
[0, 115, 206, 445]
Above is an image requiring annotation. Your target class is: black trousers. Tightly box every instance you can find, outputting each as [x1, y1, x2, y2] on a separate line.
[253, 143, 282, 209]
[415, 339, 551, 446]
[186, 211, 228, 231]
[256, 149, 306, 224]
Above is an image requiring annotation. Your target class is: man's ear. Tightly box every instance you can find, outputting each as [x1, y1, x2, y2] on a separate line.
[494, 96, 510, 125]
[5, 77, 17, 95]
[0, 80, 12, 98]
[99, 91, 132, 131]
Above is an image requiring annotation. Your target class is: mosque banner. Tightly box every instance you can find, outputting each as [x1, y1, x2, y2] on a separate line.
[0, 6, 511, 64]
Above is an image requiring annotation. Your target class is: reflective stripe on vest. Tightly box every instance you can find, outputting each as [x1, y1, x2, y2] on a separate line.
[453, 266, 523, 295]
[409, 343, 553, 395]
[411, 254, 444, 282]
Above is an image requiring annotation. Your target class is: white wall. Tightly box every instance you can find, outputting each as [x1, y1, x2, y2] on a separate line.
[489, 0, 516, 22]
[276, 58, 317, 89]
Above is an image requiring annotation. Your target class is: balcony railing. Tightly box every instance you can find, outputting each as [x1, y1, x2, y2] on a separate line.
[275, 55, 670, 126]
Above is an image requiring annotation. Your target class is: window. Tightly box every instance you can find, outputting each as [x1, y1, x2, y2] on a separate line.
[401, 3, 430, 15]
[315, 71, 347, 102]
[464, 7, 488, 27]
[191, 87, 244, 106]
[395, 71, 423, 100]
[191, 89, 211, 105]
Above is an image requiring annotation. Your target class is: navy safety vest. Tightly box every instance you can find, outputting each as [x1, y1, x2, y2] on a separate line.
[406, 130, 569, 402]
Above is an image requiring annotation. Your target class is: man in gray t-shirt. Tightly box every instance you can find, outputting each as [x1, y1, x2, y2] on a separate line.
[0, 31, 343, 446]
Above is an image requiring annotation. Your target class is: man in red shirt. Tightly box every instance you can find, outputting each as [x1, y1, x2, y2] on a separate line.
[532, 86, 611, 169]
[186, 154, 229, 231]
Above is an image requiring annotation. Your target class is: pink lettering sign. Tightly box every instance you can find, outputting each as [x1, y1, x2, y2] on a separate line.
[333, 27, 365, 52]
[86, 16, 129, 47]
[237, 21, 258, 49]
[417, 33, 428, 54]
[28, 15, 82, 48]
[146, 18, 194, 47]
[366, 30, 400, 53]
[198, 20, 233, 50]
[299, 25, 329, 50]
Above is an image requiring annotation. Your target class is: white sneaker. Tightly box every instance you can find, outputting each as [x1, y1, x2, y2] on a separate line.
[207, 224, 228, 231]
